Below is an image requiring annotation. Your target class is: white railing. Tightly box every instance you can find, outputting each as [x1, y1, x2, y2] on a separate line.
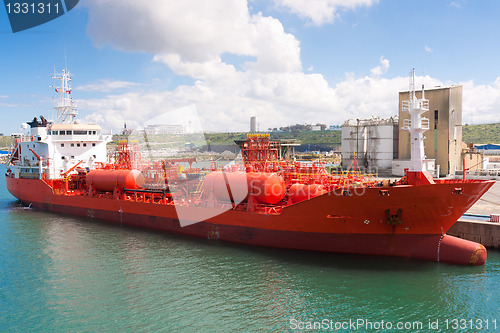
[402, 119, 411, 131]
[402, 100, 409, 113]
[402, 99, 429, 112]
[421, 117, 429, 130]
[402, 117, 429, 131]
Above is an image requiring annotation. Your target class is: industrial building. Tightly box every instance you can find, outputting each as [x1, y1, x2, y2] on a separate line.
[341, 117, 398, 175]
[394, 85, 463, 177]
[462, 142, 484, 171]
[475, 144, 500, 155]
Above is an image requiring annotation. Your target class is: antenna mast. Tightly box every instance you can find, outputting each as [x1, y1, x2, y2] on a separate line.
[402, 68, 429, 172]
[51, 69, 77, 123]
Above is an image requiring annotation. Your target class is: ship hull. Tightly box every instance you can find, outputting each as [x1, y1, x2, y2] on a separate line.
[6, 176, 494, 265]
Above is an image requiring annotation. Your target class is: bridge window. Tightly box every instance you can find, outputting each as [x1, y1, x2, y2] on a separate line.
[61, 143, 64, 147]
[92, 143, 96, 147]
[77, 143, 81, 147]
[83, 143, 87, 147]
[74, 130, 87, 135]
[71, 143, 74, 147]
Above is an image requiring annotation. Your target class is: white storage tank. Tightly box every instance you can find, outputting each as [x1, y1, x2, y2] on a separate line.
[341, 121, 368, 169]
[366, 124, 396, 169]
[341, 117, 398, 173]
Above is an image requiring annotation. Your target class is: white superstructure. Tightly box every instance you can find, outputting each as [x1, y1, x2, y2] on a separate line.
[7, 69, 112, 179]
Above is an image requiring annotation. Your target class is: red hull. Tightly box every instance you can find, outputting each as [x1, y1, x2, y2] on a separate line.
[6, 176, 494, 265]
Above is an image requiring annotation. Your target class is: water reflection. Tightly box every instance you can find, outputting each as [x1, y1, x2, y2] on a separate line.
[1, 201, 499, 332]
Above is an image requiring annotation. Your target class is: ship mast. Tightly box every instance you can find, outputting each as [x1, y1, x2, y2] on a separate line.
[402, 68, 429, 172]
[51, 69, 77, 123]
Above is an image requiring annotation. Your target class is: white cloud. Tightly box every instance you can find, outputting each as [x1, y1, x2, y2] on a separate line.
[274, 0, 378, 26]
[80, 1, 500, 132]
[86, 0, 301, 73]
[462, 78, 500, 124]
[369, 56, 389, 77]
[79, 70, 500, 131]
[76, 79, 140, 92]
[0, 95, 8, 98]
[425, 46, 433, 53]
[86, 0, 252, 60]
[449, 2, 462, 9]
[78, 67, 406, 132]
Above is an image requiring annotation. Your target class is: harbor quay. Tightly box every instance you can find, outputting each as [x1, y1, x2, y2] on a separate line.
[449, 181, 500, 249]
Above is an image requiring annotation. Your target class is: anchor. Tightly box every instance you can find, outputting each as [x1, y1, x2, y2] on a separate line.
[386, 208, 403, 225]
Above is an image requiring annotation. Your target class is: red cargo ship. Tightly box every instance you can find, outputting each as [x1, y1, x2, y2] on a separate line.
[5, 69, 494, 265]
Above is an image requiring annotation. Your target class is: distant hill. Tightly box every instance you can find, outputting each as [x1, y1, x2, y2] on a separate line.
[462, 123, 500, 144]
[204, 131, 342, 151]
[204, 124, 500, 149]
[1, 122, 495, 152]
[0, 136, 11, 149]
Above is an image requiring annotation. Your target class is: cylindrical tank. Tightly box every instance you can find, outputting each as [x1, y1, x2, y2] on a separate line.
[288, 184, 327, 203]
[202, 171, 249, 203]
[341, 125, 367, 169]
[86, 169, 145, 192]
[366, 124, 395, 169]
[201, 171, 285, 205]
[248, 172, 286, 205]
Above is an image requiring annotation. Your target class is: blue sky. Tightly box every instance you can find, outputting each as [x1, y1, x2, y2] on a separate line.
[1, 0, 499, 134]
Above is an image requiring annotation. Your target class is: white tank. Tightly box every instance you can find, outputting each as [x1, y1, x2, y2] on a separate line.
[341, 118, 398, 172]
[367, 125, 396, 169]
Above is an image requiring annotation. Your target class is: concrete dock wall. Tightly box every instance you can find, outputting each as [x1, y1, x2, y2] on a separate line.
[448, 220, 500, 249]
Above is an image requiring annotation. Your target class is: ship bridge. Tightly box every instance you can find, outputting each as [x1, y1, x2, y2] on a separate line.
[48, 123, 104, 140]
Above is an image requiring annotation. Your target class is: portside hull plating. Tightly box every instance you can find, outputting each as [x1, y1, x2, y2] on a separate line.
[7, 177, 494, 265]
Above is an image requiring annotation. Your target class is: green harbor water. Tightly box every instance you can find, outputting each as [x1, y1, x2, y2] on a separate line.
[0, 165, 498, 332]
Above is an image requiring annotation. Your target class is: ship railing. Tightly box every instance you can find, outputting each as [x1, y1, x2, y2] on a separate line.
[329, 170, 379, 188]
[402, 118, 429, 131]
[123, 188, 173, 205]
[191, 177, 206, 197]
[402, 119, 411, 131]
[401, 100, 410, 113]
[402, 99, 429, 112]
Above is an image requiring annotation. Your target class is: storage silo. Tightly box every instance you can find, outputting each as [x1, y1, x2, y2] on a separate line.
[341, 119, 368, 170]
[341, 117, 398, 174]
[250, 116, 256, 133]
[366, 118, 398, 170]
